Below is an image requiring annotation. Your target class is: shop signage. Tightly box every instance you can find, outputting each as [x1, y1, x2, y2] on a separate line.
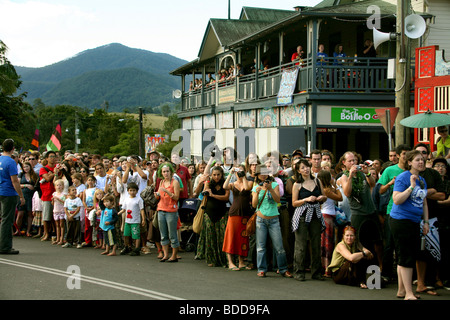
[331, 107, 380, 123]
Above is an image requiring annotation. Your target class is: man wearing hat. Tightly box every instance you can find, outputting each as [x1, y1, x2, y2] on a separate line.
[0, 139, 25, 254]
[436, 126, 450, 160]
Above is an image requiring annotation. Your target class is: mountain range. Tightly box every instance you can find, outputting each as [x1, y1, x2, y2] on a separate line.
[14, 43, 187, 111]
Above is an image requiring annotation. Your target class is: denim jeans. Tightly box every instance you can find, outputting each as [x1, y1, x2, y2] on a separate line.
[158, 210, 180, 248]
[256, 216, 288, 273]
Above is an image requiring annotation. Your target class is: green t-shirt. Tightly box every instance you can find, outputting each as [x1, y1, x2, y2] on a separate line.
[252, 181, 279, 217]
[378, 164, 404, 215]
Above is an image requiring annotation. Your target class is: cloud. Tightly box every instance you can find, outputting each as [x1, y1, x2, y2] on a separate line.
[0, 0, 97, 67]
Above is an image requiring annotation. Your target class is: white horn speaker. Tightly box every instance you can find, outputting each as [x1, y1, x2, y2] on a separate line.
[373, 28, 396, 49]
[404, 14, 426, 39]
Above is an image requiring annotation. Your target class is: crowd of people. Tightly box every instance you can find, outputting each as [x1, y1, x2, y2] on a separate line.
[1, 129, 449, 299]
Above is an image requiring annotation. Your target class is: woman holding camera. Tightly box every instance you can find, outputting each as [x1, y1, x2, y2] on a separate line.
[292, 159, 327, 281]
[197, 166, 230, 267]
[222, 165, 253, 270]
[252, 165, 292, 278]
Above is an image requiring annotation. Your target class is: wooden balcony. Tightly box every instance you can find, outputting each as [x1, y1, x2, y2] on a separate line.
[181, 57, 406, 112]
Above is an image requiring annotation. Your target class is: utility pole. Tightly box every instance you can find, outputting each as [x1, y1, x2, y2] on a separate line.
[139, 107, 144, 159]
[394, 0, 411, 146]
[75, 111, 79, 153]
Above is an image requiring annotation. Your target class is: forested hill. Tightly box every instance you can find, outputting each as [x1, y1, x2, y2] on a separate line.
[14, 43, 187, 111]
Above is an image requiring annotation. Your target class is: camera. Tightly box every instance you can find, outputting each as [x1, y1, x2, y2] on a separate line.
[258, 179, 271, 186]
[237, 171, 245, 178]
[201, 191, 210, 196]
[356, 165, 362, 171]
[39, 178, 46, 184]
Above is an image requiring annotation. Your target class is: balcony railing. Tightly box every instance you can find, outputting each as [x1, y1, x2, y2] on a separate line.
[181, 57, 405, 111]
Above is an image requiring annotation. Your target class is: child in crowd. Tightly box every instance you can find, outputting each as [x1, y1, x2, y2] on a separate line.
[118, 182, 145, 256]
[52, 179, 66, 245]
[93, 188, 105, 249]
[63, 186, 84, 248]
[31, 190, 43, 239]
[99, 194, 119, 256]
[81, 175, 97, 247]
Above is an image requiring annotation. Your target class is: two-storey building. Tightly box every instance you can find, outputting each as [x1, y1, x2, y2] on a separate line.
[170, 0, 444, 162]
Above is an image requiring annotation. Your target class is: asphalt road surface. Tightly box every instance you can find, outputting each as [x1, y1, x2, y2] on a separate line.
[1, 236, 448, 317]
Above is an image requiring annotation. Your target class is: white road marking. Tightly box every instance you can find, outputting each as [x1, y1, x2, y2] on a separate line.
[0, 258, 184, 300]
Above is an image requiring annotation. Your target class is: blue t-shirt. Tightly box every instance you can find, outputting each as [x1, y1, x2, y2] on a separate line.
[390, 170, 427, 223]
[0, 155, 18, 196]
[317, 52, 328, 66]
[100, 207, 118, 231]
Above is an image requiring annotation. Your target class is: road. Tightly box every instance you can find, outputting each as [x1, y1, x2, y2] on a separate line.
[1, 236, 448, 317]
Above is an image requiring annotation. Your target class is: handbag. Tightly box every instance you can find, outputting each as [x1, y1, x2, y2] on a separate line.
[246, 190, 267, 236]
[193, 195, 208, 234]
[152, 211, 159, 229]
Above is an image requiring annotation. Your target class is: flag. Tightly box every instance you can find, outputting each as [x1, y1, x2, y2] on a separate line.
[30, 125, 40, 151]
[46, 121, 62, 151]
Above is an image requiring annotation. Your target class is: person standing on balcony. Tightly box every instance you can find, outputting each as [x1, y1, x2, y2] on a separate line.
[333, 44, 347, 66]
[291, 45, 305, 66]
[362, 39, 377, 58]
[317, 44, 328, 66]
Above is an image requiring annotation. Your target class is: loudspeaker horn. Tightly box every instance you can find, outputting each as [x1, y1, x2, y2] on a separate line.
[373, 28, 397, 49]
[404, 14, 426, 39]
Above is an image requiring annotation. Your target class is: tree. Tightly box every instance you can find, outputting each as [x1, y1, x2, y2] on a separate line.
[0, 40, 20, 96]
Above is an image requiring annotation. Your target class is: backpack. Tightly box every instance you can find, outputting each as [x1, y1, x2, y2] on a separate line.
[140, 185, 159, 210]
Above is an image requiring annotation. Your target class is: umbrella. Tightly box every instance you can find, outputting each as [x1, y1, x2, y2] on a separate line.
[400, 110, 450, 128]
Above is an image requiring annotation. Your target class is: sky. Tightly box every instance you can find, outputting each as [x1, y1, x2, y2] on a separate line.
[0, 0, 321, 68]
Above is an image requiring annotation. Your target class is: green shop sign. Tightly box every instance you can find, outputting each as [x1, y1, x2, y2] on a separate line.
[331, 107, 380, 123]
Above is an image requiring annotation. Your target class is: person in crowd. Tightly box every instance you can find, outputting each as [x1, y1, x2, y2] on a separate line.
[31, 190, 43, 239]
[436, 125, 450, 159]
[282, 154, 291, 170]
[252, 165, 292, 278]
[99, 194, 119, 256]
[119, 182, 145, 256]
[63, 185, 84, 248]
[321, 161, 332, 172]
[433, 158, 450, 289]
[171, 153, 192, 204]
[28, 151, 43, 176]
[378, 144, 411, 283]
[310, 149, 322, 177]
[318, 169, 343, 277]
[0, 139, 25, 254]
[52, 179, 66, 245]
[155, 163, 181, 262]
[333, 44, 347, 66]
[223, 164, 253, 270]
[94, 163, 109, 192]
[81, 175, 97, 247]
[291, 159, 327, 281]
[327, 225, 374, 288]
[414, 143, 445, 296]
[15, 161, 38, 237]
[197, 166, 229, 267]
[93, 188, 106, 249]
[193, 161, 207, 196]
[371, 159, 383, 179]
[245, 153, 261, 182]
[339, 151, 383, 267]
[79, 167, 89, 184]
[39, 151, 57, 242]
[388, 149, 399, 165]
[390, 150, 429, 300]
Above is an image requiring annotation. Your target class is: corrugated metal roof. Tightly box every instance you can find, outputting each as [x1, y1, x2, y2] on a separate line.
[239, 6, 297, 21]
